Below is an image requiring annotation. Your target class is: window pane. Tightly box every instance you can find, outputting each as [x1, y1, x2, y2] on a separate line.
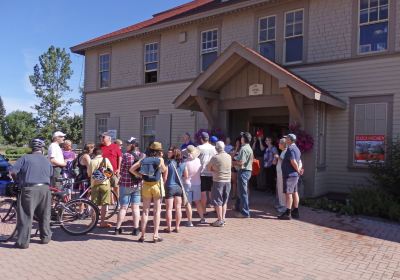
[286, 24, 293, 37]
[268, 16, 275, 27]
[379, 6, 388, 20]
[379, 0, 388, 5]
[369, 7, 378, 22]
[260, 18, 268, 30]
[285, 37, 303, 63]
[295, 11, 303, 21]
[259, 42, 275, 61]
[294, 23, 303, 35]
[286, 12, 294, 24]
[370, 0, 378, 7]
[145, 62, 158, 71]
[359, 22, 388, 53]
[100, 71, 110, 88]
[360, 9, 369, 24]
[212, 31, 218, 40]
[201, 51, 218, 71]
[145, 71, 158, 84]
[267, 28, 275, 40]
[259, 30, 267, 42]
[360, 0, 369, 9]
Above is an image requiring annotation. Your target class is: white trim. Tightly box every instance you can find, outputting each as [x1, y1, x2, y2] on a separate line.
[283, 8, 304, 65]
[258, 15, 276, 44]
[357, 0, 390, 55]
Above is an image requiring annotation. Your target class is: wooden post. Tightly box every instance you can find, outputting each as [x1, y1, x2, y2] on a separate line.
[280, 86, 304, 126]
[195, 95, 215, 129]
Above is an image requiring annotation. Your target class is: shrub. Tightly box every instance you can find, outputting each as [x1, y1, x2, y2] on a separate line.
[5, 147, 32, 155]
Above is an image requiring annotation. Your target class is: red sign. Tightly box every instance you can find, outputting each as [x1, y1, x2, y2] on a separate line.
[354, 135, 385, 163]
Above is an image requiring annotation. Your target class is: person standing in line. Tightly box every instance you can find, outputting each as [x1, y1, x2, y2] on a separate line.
[224, 137, 233, 154]
[115, 138, 142, 236]
[197, 132, 217, 217]
[100, 132, 122, 203]
[262, 137, 279, 194]
[275, 138, 287, 213]
[180, 132, 196, 150]
[233, 132, 253, 218]
[252, 129, 266, 191]
[130, 142, 167, 243]
[164, 147, 188, 233]
[207, 141, 232, 227]
[278, 134, 304, 220]
[229, 137, 241, 199]
[183, 145, 206, 226]
[48, 131, 67, 189]
[10, 139, 53, 249]
[76, 143, 95, 196]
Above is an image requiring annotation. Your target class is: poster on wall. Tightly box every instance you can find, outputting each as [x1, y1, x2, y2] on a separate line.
[354, 135, 385, 163]
[107, 130, 118, 141]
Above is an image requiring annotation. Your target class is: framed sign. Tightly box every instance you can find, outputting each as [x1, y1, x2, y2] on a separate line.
[354, 135, 385, 163]
[249, 84, 263, 96]
[107, 130, 118, 141]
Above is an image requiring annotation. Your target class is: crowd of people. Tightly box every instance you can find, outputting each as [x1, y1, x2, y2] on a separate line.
[9, 128, 304, 248]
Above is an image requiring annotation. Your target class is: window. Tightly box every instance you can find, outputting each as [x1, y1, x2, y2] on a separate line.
[317, 103, 326, 167]
[358, 0, 389, 54]
[201, 29, 218, 72]
[95, 113, 110, 142]
[144, 43, 159, 84]
[284, 9, 304, 64]
[99, 54, 110, 88]
[258, 16, 276, 61]
[350, 96, 392, 166]
[141, 111, 158, 149]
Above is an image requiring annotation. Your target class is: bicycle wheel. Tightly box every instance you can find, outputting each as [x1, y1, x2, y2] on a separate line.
[0, 200, 17, 242]
[105, 190, 119, 220]
[59, 198, 99, 235]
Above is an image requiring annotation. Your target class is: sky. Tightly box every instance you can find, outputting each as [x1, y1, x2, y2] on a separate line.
[0, 0, 189, 116]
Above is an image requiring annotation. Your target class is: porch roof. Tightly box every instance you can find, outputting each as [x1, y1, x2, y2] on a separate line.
[173, 42, 346, 110]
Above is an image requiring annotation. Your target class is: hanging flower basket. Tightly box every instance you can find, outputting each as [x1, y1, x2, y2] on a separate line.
[288, 123, 314, 153]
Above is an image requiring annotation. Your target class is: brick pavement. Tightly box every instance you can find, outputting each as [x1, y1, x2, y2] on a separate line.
[0, 192, 399, 280]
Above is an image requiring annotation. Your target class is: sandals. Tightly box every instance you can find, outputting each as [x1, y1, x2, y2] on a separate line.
[99, 223, 112, 228]
[173, 228, 179, 233]
[138, 236, 145, 243]
[163, 228, 172, 233]
[153, 236, 163, 243]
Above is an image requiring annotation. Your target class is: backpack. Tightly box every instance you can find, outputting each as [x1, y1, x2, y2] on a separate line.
[139, 157, 161, 182]
[91, 158, 113, 185]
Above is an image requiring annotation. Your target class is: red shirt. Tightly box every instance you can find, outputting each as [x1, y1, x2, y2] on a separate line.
[100, 143, 122, 171]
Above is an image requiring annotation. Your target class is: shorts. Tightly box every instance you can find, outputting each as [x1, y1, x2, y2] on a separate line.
[51, 167, 63, 190]
[119, 186, 141, 206]
[211, 181, 231, 206]
[110, 175, 119, 188]
[141, 181, 164, 200]
[184, 184, 201, 203]
[283, 176, 299, 194]
[200, 176, 213, 192]
[91, 184, 111, 206]
[165, 184, 183, 199]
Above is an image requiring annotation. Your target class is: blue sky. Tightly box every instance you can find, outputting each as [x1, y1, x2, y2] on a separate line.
[0, 0, 188, 115]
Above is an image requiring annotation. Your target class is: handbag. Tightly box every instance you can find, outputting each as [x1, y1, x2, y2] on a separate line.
[171, 161, 188, 207]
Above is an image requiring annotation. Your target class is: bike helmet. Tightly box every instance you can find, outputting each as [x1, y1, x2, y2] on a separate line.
[30, 138, 46, 150]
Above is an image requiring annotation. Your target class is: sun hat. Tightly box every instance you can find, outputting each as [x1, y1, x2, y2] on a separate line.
[186, 145, 200, 158]
[149, 142, 163, 151]
[284, 134, 297, 142]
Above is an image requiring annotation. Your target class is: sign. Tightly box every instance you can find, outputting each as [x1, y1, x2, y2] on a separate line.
[354, 135, 385, 163]
[107, 130, 118, 141]
[249, 84, 263, 96]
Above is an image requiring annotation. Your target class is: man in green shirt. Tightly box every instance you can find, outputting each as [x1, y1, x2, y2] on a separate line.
[233, 132, 253, 218]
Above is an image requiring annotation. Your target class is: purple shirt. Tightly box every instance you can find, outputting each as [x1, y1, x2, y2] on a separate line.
[63, 150, 76, 162]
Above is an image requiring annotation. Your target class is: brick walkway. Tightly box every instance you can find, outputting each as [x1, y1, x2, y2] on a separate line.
[1, 192, 399, 280]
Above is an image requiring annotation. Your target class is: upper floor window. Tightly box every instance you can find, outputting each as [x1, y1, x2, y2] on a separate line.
[358, 0, 389, 54]
[284, 9, 304, 64]
[99, 54, 110, 88]
[258, 15, 276, 61]
[201, 29, 218, 72]
[144, 42, 159, 84]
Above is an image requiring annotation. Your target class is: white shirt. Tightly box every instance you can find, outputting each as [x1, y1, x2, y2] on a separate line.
[198, 142, 217, 177]
[48, 142, 64, 167]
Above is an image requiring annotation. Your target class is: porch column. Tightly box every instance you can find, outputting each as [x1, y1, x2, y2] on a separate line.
[195, 89, 220, 129]
[280, 86, 304, 126]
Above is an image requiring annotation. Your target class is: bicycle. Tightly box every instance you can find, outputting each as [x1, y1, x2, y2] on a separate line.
[0, 182, 100, 242]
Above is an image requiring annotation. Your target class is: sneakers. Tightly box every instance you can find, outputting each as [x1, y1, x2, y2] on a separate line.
[40, 238, 51, 245]
[185, 221, 194, 227]
[235, 212, 250, 218]
[132, 228, 140, 236]
[291, 208, 300, 219]
[277, 209, 291, 220]
[211, 220, 224, 227]
[114, 227, 123, 235]
[199, 218, 207, 224]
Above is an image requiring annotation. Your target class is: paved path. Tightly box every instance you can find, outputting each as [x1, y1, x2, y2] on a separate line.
[1, 192, 399, 280]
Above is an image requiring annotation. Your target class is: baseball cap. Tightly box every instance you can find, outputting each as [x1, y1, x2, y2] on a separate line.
[201, 132, 209, 140]
[126, 137, 138, 145]
[101, 132, 112, 137]
[53, 131, 66, 138]
[240, 132, 252, 142]
[284, 134, 297, 142]
[210, 136, 218, 143]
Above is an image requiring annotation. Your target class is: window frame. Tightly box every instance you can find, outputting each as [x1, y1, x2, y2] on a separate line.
[283, 8, 304, 65]
[258, 15, 277, 61]
[99, 53, 111, 89]
[357, 0, 390, 55]
[95, 113, 110, 143]
[144, 42, 159, 84]
[140, 110, 159, 151]
[348, 95, 393, 169]
[200, 28, 219, 72]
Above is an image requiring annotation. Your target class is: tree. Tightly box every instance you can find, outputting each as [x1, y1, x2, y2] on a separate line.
[29, 46, 74, 140]
[0, 96, 6, 142]
[3, 111, 36, 147]
[60, 114, 83, 145]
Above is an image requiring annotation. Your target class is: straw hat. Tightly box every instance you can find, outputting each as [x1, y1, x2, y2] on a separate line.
[186, 145, 200, 158]
[149, 142, 163, 151]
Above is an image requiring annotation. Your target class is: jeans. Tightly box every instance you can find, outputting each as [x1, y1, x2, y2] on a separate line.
[235, 169, 252, 217]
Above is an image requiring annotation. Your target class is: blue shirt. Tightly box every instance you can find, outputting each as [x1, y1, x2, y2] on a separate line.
[281, 144, 301, 178]
[11, 153, 53, 186]
[166, 160, 186, 187]
[181, 141, 196, 150]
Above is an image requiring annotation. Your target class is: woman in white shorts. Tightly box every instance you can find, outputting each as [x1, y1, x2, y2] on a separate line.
[184, 145, 206, 226]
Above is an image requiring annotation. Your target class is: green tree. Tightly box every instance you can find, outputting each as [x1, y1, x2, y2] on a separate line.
[29, 46, 74, 140]
[3, 111, 36, 147]
[0, 96, 6, 142]
[60, 114, 83, 145]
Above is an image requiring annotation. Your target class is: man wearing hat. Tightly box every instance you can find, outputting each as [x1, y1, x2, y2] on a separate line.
[278, 133, 303, 220]
[197, 132, 217, 216]
[48, 131, 67, 189]
[233, 132, 254, 218]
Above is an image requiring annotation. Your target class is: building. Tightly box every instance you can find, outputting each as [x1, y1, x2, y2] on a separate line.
[71, 0, 400, 197]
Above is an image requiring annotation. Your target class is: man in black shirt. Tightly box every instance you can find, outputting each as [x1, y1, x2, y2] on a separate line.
[10, 139, 53, 249]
